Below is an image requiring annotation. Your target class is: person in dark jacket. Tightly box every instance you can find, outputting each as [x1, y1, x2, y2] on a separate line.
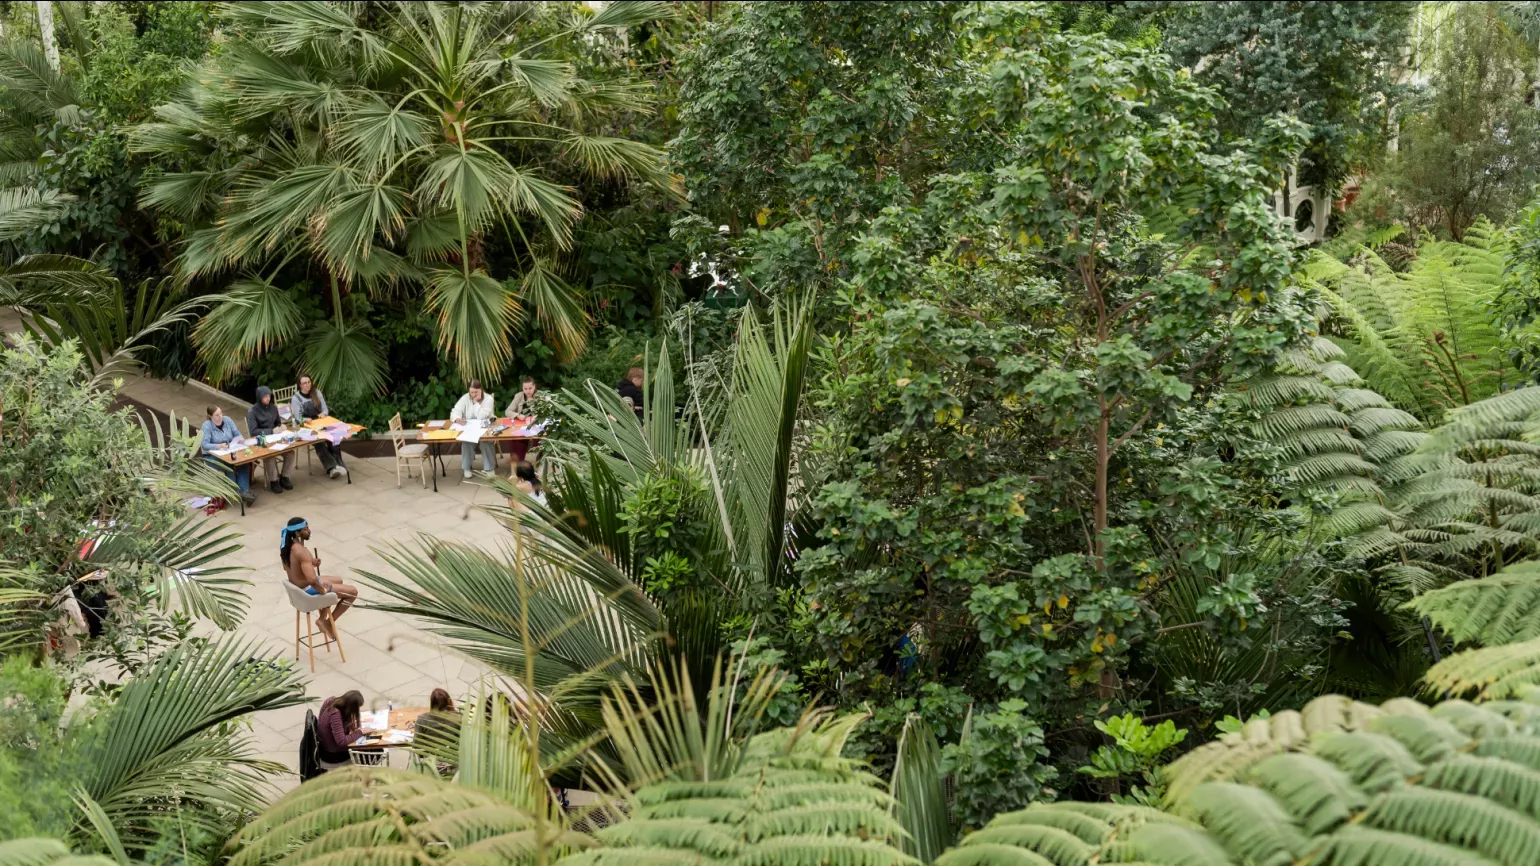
[317, 690, 367, 765]
[616, 367, 644, 422]
[247, 385, 296, 495]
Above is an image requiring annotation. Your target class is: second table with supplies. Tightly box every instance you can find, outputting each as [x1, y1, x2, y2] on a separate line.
[417, 417, 546, 492]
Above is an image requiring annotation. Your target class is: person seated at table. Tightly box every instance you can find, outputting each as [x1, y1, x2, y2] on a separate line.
[616, 367, 644, 421]
[200, 405, 257, 506]
[504, 376, 539, 418]
[451, 379, 498, 479]
[281, 517, 358, 641]
[512, 460, 547, 508]
[290, 374, 348, 479]
[316, 689, 367, 766]
[413, 688, 461, 772]
[247, 385, 296, 495]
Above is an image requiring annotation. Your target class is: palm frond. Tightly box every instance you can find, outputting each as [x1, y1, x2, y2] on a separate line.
[890, 715, 953, 863]
[424, 266, 523, 381]
[82, 637, 307, 850]
[301, 319, 388, 400]
[192, 279, 304, 385]
[80, 514, 249, 630]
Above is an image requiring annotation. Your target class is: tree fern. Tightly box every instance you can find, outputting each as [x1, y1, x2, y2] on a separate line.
[960, 691, 1540, 866]
[1406, 562, 1540, 646]
[1306, 222, 1516, 424]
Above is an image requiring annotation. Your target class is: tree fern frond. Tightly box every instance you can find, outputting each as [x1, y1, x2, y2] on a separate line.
[1361, 785, 1540, 865]
[943, 825, 1092, 866]
[1407, 564, 1540, 646]
[1175, 782, 1308, 864]
[1313, 823, 1494, 866]
[1423, 638, 1540, 701]
[1310, 732, 1424, 793]
[1420, 754, 1540, 822]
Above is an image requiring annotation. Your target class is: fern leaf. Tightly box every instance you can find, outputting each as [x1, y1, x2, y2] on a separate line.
[1422, 638, 1540, 701]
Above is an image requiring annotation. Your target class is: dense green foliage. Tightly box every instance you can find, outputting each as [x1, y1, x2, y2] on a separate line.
[1376, 2, 1540, 240]
[1134, 1, 1416, 191]
[10, 2, 1540, 863]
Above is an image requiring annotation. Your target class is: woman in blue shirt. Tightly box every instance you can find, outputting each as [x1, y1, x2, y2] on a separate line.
[201, 405, 257, 506]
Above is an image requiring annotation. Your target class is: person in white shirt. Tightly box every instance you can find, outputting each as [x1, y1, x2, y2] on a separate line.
[451, 379, 498, 478]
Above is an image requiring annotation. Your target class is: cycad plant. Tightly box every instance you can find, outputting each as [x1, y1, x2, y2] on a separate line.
[130, 1, 672, 395]
[1305, 219, 1514, 423]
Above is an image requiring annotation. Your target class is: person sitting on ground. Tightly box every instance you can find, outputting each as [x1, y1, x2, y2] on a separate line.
[290, 374, 348, 479]
[200, 405, 257, 506]
[512, 460, 546, 508]
[247, 385, 296, 495]
[504, 376, 538, 418]
[616, 367, 644, 421]
[451, 379, 498, 479]
[280, 517, 358, 641]
[316, 689, 367, 766]
[413, 688, 461, 772]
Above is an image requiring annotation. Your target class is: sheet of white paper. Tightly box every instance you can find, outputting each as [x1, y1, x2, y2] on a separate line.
[456, 426, 484, 444]
[266, 441, 289, 451]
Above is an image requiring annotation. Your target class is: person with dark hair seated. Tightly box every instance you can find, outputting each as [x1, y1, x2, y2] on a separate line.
[281, 517, 358, 641]
[248, 385, 295, 494]
[317, 689, 367, 766]
[512, 460, 546, 508]
[291, 374, 348, 479]
[414, 688, 461, 773]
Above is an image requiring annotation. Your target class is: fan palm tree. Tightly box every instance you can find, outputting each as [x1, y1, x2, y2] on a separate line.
[130, 1, 673, 396]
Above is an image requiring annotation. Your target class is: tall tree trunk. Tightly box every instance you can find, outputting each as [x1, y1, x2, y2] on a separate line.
[36, 1, 58, 71]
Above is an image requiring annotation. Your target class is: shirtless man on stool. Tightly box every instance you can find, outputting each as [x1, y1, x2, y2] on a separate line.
[280, 517, 358, 640]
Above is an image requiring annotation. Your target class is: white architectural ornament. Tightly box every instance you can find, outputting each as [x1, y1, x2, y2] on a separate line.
[1272, 168, 1330, 245]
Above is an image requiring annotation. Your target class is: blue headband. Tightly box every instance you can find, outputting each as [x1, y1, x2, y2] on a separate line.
[280, 521, 308, 552]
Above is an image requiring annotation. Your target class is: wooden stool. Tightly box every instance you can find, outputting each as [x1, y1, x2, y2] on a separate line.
[283, 581, 347, 672]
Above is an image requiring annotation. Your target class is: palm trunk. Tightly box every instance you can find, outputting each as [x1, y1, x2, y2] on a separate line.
[36, 1, 58, 71]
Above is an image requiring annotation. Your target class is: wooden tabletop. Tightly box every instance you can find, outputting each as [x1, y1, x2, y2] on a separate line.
[213, 416, 365, 467]
[418, 418, 545, 443]
[353, 705, 428, 750]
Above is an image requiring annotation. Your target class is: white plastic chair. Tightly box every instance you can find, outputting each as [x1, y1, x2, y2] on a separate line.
[349, 748, 388, 767]
[283, 581, 346, 672]
[389, 412, 430, 488]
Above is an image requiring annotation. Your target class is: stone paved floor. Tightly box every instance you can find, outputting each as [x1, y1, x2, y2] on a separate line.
[201, 446, 515, 790]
